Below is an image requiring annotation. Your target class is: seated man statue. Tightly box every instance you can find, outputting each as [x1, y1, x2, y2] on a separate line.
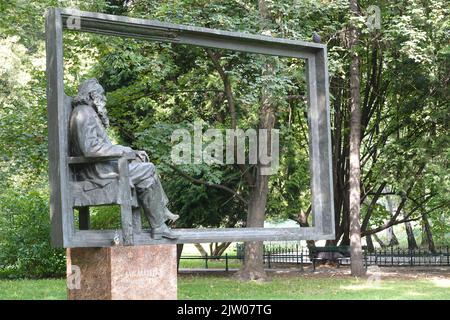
[69, 78, 178, 240]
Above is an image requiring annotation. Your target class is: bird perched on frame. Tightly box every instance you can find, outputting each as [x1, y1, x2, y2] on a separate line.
[312, 31, 321, 43]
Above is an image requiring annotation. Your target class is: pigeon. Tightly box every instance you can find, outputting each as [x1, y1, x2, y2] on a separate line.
[312, 31, 321, 43]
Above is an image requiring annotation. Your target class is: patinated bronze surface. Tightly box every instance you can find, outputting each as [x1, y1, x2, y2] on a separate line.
[46, 8, 334, 247]
[69, 79, 178, 240]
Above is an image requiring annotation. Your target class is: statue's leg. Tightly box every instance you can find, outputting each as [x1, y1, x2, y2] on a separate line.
[153, 175, 179, 223]
[130, 162, 178, 237]
[137, 183, 177, 240]
[153, 175, 182, 225]
[129, 162, 156, 190]
[130, 162, 179, 223]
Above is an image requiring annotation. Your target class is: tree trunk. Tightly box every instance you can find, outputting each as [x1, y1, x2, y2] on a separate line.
[404, 212, 418, 250]
[340, 203, 350, 245]
[237, 67, 276, 280]
[296, 209, 316, 250]
[234, 0, 275, 282]
[386, 226, 399, 247]
[373, 233, 386, 248]
[212, 242, 232, 256]
[235, 177, 269, 281]
[421, 212, 436, 253]
[194, 243, 207, 256]
[348, 0, 366, 276]
[365, 234, 375, 252]
[386, 195, 399, 246]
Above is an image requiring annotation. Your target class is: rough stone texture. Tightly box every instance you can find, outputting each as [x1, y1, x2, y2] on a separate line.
[67, 245, 177, 300]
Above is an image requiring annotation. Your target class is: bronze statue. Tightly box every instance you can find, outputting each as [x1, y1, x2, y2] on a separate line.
[69, 78, 178, 240]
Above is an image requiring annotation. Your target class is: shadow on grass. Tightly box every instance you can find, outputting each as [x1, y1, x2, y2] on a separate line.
[0, 273, 449, 300]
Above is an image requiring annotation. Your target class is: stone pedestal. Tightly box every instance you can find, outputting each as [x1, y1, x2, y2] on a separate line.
[67, 245, 177, 300]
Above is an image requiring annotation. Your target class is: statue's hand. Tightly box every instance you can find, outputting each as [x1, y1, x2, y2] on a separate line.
[121, 146, 133, 154]
[135, 150, 149, 162]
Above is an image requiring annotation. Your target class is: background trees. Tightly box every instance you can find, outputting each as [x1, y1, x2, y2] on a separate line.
[0, 0, 448, 279]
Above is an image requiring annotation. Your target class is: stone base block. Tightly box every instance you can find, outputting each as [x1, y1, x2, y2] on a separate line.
[67, 245, 177, 300]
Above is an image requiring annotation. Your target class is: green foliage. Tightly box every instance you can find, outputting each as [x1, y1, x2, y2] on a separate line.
[88, 206, 122, 230]
[0, 0, 448, 279]
[0, 189, 65, 279]
[0, 0, 112, 279]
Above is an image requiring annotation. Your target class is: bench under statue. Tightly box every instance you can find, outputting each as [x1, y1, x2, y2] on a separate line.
[67, 78, 178, 245]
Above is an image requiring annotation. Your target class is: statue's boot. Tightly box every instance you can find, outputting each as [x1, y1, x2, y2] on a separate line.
[165, 208, 179, 223]
[138, 186, 178, 240]
[153, 175, 179, 223]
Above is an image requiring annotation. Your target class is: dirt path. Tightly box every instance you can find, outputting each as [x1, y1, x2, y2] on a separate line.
[180, 266, 450, 283]
[269, 265, 450, 281]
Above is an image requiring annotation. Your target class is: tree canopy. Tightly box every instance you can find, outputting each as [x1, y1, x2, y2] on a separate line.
[0, 0, 448, 278]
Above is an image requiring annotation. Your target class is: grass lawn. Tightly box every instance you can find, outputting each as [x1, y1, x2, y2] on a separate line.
[179, 274, 450, 300]
[0, 279, 66, 300]
[0, 272, 449, 300]
[179, 258, 242, 269]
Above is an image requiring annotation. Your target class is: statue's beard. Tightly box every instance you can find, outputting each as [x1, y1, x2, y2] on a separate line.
[98, 111, 110, 128]
[94, 101, 110, 128]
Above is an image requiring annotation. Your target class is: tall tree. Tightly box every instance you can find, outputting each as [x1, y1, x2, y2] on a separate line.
[235, 0, 275, 281]
[421, 212, 436, 253]
[348, 0, 365, 276]
[404, 216, 418, 251]
[386, 195, 399, 246]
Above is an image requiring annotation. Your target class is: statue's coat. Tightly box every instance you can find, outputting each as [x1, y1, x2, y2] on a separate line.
[69, 104, 155, 191]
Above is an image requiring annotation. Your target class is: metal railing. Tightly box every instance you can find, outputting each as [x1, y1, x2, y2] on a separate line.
[180, 254, 239, 271]
[364, 247, 450, 267]
[179, 245, 450, 271]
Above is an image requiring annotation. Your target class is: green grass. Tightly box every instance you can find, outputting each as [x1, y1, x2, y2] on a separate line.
[0, 279, 66, 300]
[0, 274, 449, 300]
[179, 258, 242, 269]
[179, 274, 450, 300]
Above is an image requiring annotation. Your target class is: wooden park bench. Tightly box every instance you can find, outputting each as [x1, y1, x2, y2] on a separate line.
[310, 246, 351, 271]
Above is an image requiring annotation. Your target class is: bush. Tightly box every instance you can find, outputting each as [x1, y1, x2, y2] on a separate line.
[0, 188, 65, 279]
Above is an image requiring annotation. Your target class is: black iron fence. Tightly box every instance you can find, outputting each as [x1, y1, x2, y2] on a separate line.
[179, 245, 450, 271]
[180, 254, 239, 271]
[364, 247, 450, 267]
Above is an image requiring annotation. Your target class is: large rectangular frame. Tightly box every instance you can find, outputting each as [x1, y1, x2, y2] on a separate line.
[46, 8, 335, 247]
